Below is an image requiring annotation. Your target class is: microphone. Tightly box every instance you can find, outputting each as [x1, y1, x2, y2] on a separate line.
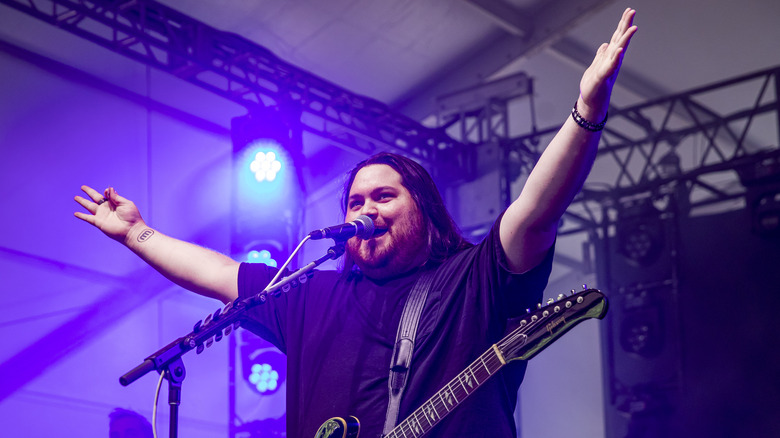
[308, 215, 376, 241]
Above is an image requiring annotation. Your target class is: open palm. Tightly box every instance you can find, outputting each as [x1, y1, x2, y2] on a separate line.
[580, 8, 638, 112]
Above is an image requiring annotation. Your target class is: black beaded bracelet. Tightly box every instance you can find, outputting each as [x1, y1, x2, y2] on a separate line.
[571, 101, 608, 132]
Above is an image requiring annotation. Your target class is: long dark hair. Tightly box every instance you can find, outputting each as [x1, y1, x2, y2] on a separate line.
[340, 152, 472, 273]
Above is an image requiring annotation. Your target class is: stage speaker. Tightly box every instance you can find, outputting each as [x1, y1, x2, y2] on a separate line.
[599, 207, 780, 438]
[598, 204, 681, 438]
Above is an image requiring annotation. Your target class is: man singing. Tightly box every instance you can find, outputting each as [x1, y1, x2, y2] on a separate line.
[75, 9, 637, 437]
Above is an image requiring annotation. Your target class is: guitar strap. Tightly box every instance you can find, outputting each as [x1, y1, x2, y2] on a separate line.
[382, 268, 436, 436]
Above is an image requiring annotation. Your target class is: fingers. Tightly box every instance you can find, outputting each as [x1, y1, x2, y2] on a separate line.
[601, 9, 637, 70]
[105, 186, 127, 205]
[74, 210, 96, 225]
[80, 185, 107, 204]
[74, 194, 99, 213]
[75, 185, 113, 218]
[612, 9, 637, 49]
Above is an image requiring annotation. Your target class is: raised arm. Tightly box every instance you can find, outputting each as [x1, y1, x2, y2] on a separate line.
[500, 8, 638, 272]
[74, 185, 239, 303]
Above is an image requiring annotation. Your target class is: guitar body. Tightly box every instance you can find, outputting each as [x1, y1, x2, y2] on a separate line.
[314, 416, 360, 438]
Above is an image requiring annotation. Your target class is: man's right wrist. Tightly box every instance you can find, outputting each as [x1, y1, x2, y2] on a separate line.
[125, 222, 154, 248]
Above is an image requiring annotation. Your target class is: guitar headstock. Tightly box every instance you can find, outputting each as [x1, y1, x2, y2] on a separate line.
[498, 287, 608, 362]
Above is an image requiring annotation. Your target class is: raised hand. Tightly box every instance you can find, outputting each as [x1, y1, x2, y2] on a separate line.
[74, 185, 145, 244]
[578, 8, 638, 117]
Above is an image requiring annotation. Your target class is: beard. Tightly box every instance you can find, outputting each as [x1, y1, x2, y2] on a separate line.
[346, 209, 428, 279]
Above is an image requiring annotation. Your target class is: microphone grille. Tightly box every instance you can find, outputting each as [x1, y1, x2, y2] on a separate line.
[354, 215, 375, 239]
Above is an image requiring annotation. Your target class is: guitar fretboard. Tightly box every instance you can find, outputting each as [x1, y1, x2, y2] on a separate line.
[385, 347, 505, 438]
[382, 289, 605, 438]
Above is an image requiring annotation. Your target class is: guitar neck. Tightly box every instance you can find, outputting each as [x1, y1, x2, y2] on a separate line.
[381, 288, 607, 438]
[385, 346, 506, 438]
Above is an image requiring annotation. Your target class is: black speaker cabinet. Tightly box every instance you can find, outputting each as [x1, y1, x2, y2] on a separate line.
[599, 208, 780, 438]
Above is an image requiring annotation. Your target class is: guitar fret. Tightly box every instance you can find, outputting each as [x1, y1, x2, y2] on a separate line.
[469, 365, 480, 385]
[458, 372, 468, 393]
[446, 382, 458, 404]
[422, 402, 434, 426]
[480, 355, 491, 374]
[374, 289, 605, 438]
[424, 401, 440, 423]
[389, 351, 507, 438]
[412, 413, 424, 436]
[438, 392, 450, 412]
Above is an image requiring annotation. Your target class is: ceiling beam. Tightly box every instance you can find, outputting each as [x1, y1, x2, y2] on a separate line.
[392, 0, 620, 121]
[463, 0, 533, 38]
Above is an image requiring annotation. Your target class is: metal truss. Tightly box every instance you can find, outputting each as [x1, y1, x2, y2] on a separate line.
[511, 65, 780, 236]
[0, 0, 464, 168]
[433, 72, 536, 238]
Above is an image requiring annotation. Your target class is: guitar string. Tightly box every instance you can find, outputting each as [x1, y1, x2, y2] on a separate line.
[395, 311, 555, 438]
[391, 293, 590, 438]
[392, 351, 505, 438]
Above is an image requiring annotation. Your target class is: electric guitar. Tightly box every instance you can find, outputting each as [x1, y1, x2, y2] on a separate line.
[314, 287, 608, 438]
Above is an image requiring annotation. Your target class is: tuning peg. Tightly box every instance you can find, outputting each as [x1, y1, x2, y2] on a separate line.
[582, 284, 588, 290]
[570, 289, 576, 294]
[557, 294, 565, 301]
[546, 298, 554, 305]
[537, 303, 542, 309]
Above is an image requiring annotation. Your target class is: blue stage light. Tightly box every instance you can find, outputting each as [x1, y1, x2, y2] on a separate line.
[249, 150, 283, 183]
[249, 363, 280, 393]
[246, 249, 278, 267]
[234, 139, 293, 204]
[240, 336, 286, 396]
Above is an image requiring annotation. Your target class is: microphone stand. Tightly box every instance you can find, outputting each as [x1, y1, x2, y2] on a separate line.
[119, 243, 345, 438]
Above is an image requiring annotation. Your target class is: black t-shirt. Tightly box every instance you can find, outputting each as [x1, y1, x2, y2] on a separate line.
[238, 217, 552, 438]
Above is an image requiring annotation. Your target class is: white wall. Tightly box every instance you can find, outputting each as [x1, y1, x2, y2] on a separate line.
[0, 5, 245, 436]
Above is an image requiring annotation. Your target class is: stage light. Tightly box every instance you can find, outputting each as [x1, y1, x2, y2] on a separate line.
[246, 249, 278, 267]
[616, 200, 664, 267]
[240, 331, 286, 397]
[244, 350, 285, 396]
[235, 139, 291, 200]
[249, 148, 283, 183]
[249, 363, 280, 393]
[241, 239, 283, 268]
[752, 190, 780, 236]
